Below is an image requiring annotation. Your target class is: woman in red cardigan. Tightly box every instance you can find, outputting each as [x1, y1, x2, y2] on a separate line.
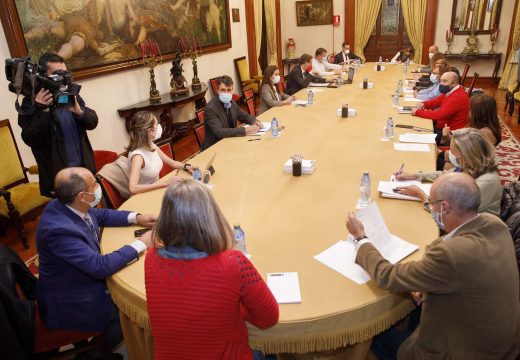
[144, 180, 279, 360]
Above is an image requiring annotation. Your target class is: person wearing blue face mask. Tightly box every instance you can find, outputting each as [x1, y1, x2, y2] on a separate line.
[415, 64, 448, 101]
[258, 65, 295, 115]
[36, 167, 157, 357]
[346, 172, 520, 360]
[202, 75, 263, 149]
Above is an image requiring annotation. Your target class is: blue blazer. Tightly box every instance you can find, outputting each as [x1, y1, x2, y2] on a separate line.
[36, 199, 138, 332]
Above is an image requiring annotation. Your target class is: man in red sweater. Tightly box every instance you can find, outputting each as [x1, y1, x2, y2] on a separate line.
[411, 71, 469, 144]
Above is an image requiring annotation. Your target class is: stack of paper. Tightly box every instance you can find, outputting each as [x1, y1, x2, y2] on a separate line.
[397, 106, 413, 114]
[292, 100, 309, 106]
[394, 143, 431, 152]
[267, 272, 302, 304]
[399, 133, 437, 144]
[245, 122, 271, 136]
[308, 83, 328, 87]
[314, 203, 419, 284]
[404, 96, 422, 102]
[283, 159, 316, 174]
[377, 180, 432, 201]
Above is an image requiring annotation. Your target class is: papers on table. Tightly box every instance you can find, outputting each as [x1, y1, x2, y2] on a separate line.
[321, 71, 335, 76]
[314, 203, 419, 284]
[267, 272, 302, 304]
[399, 133, 437, 144]
[403, 88, 414, 94]
[245, 122, 271, 136]
[397, 106, 413, 114]
[394, 143, 431, 152]
[404, 96, 422, 102]
[306, 87, 325, 92]
[377, 180, 432, 201]
[292, 100, 309, 106]
[283, 159, 316, 174]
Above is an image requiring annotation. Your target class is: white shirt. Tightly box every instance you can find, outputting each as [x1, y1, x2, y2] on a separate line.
[312, 57, 342, 76]
[128, 144, 163, 185]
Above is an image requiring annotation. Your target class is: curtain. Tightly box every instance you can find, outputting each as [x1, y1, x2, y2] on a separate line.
[401, 0, 426, 64]
[264, 0, 278, 66]
[254, 0, 263, 73]
[499, 5, 520, 89]
[354, 0, 382, 61]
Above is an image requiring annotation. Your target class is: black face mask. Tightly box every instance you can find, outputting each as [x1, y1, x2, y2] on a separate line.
[439, 84, 451, 94]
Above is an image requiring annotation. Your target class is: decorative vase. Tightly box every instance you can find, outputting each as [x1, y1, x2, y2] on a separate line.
[286, 38, 296, 59]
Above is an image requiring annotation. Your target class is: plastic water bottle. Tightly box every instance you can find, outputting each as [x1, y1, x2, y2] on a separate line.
[307, 89, 314, 105]
[403, 61, 408, 74]
[385, 117, 394, 138]
[359, 172, 371, 208]
[337, 74, 344, 86]
[271, 117, 279, 137]
[233, 224, 247, 254]
[392, 91, 400, 107]
[192, 168, 201, 181]
[398, 79, 403, 94]
[378, 56, 383, 64]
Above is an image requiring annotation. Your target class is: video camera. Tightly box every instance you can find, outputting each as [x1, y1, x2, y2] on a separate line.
[5, 56, 81, 113]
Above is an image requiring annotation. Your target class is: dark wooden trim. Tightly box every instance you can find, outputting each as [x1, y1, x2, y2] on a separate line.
[245, 0, 258, 76]
[344, 0, 356, 52]
[450, 0, 502, 35]
[276, 0, 283, 71]
[422, 0, 438, 65]
[505, 0, 519, 63]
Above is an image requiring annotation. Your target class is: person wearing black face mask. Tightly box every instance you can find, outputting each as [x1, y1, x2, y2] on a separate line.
[411, 71, 469, 145]
[346, 172, 520, 360]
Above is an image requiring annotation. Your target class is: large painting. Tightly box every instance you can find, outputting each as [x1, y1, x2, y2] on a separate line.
[296, 0, 333, 27]
[0, 0, 231, 80]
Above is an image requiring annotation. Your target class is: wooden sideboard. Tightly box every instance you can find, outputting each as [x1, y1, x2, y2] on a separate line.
[444, 53, 502, 83]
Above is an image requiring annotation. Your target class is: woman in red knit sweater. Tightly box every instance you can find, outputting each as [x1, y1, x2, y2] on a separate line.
[144, 180, 279, 359]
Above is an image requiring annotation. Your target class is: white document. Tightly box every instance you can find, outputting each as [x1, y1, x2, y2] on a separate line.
[403, 88, 414, 94]
[244, 122, 272, 136]
[394, 143, 431, 152]
[377, 181, 432, 201]
[308, 83, 329, 87]
[314, 203, 419, 284]
[321, 71, 335, 76]
[283, 159, 316, 175]
[404, 96, 422, 102]
[292, 100, 309, 105]
[267, 272, 302, 304]
[397, 106, 412, 114]
[399, 133, 437, 144]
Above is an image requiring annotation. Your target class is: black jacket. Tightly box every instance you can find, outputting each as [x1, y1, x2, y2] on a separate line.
[333, 51, 360, 64]
[0, 245, 37, 360]
[285, 65, 325, 95]
[18, 96, 98, 197]
[500, 181, 520, 274]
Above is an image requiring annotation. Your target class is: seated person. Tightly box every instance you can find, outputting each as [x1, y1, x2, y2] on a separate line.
[418, 44, 439, 73]
[37, 167, 156, 354]
[127, 111, 194, 195]
[395, 128, 502, 216]
[347, 172, 520, 360]
[411, 71, 469, 144]
[286, 53, 326, 95]
[145, 179, 279, 359]
[390, 47, 414, 63]
[334, 42, 360, 64]
[312, 48, 344, 76]
[416, 49, 444, 90]
[258, 65, 295, 115]
[415, 64, 448, 101]
[202, 75, 263, 149]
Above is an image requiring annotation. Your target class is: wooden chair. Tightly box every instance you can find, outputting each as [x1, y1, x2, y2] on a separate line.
[467, 72, 479, 96]
[194, 123, 206, 149]
[156, 140, 175, 178]
[245, 96, 256, 117]
[196, 108, 204, 124]
[243, 88, 254, 100]
[278, 76, 286, 93]
[459, 64, 470, 86]
[96, 174, 125, 209]
[93, 150, 117, 172]
[505, 80, 520, 116]
[233, 57, 262, 97]
[0, 119, 50, 248]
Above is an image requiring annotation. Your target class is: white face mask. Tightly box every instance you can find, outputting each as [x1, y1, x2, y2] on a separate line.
[273, 75, 280, 84]
[345, 49, 350, 54]
[428, 52, 434, 60]
[430, 73, 439, 83]
[154, 123, 163, 140]
[218, 92, 233, 104]
[84, 185, 102, 208]
[431, 205, 445, 230]
[448, 150, 461, 168]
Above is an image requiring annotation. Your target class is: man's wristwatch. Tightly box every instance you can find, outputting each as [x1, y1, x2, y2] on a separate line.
[354, 235, 368, 243]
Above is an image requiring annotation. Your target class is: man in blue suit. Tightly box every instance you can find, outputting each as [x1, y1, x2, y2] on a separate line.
[36, 167, 156, 355]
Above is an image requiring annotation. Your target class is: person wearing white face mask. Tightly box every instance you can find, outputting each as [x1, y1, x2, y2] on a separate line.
[418, 44, 439, 73]
[126, 111, 191, 195]
[393, 128, 502, 216]
[258, 65, 295, 115]
[202, 75, 263, 149]
[333, 42, 360, 65]
[346, 172, 520, 360]
[36, 167, 158, 356]
[415, 64, 448, 101]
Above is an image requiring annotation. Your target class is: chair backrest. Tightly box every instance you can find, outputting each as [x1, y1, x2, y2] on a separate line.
[278, 76, 286, 93]
[93, 150, 118, 173]
[460, 64, 470, 86]
[157, 141, 175, 178]
[0, 119, 27, 189]
[245, 96, 256, 117]
[194, 124, 205, 149]
[196, 108, 204, 124]
[243, 88, 254, 99]
[96, 174, 125, 209]
[234, 56, 251, 83]
[209, 77, 218, 95]
[468, 72, 479, 95]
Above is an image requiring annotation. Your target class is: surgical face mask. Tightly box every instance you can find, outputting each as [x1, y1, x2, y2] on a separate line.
[273, 75, 280, 84]
[439, 84, 451, 94]
[218, 92, 232, 104]
[448, 150, 461, 168]
[428, 52, 434, 60]
[431, 205, 445, 230]
[154, 123, 163, 140]
[430, 73, 439, 83]
[84, 185, 102, 208]
[345, 49, 350, 54]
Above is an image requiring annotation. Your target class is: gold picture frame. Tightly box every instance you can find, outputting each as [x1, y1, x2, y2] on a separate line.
[296, 0, 333, 27]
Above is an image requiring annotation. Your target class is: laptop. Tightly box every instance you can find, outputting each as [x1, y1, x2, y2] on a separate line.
[344, 67, 355, 84]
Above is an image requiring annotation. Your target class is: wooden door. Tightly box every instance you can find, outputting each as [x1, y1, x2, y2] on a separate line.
[364, 0, 412, 62]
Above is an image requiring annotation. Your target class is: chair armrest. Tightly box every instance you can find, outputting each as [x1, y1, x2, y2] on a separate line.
[253, 76, 263, 82]
[24, 165, 39, 175]
[242, 79, 256, 86]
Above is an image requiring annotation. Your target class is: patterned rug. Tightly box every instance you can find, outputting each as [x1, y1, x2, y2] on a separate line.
[496, 118, 520, 185]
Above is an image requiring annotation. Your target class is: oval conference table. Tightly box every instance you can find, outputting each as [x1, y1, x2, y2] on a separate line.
[102, 63, 438, 359]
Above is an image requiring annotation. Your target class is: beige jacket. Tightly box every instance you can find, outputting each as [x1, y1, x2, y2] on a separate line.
[258, 84, 290, 115]
[356, 214, 520, 359]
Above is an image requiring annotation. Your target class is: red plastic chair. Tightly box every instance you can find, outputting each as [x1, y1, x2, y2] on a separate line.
[194, 124, 205, 149]
[93, 150, 117, 172]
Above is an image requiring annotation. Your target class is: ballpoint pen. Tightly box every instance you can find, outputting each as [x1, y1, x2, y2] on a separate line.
[397, 163, 404, 175]
[248, 138, 261, 142]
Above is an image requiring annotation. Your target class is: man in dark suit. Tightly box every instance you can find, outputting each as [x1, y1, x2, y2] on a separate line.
[347, 173, 520, 360]
[202, 75, 263, 150]
[285, 53, 326, 96]
[36, 167, 156, 355]
[334, 43, 360, 65]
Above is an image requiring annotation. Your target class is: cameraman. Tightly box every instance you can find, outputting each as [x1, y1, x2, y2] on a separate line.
[18, 53, 98, 198]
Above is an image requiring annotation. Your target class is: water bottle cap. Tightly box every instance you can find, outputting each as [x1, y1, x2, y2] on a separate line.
[233, 223, 240, 228]
[363, 171, 369, 175]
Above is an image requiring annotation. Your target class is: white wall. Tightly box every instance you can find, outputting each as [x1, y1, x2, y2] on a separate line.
[0, 0, 248, 171]
[281, 0, 345, 58]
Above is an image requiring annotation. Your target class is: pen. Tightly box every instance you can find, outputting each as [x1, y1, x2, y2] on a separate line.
[397, 163, 404, 175]
[248, 138, 261, 142]
[269, 273, 284, 276]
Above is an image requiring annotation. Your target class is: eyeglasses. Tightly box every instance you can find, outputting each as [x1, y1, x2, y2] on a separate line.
[424, 199, 444, 208]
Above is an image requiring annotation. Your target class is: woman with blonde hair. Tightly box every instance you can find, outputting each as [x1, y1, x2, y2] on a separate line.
[127, 111, 194, 195]
[395, 128, 502, 215]
[144, 180, 279, 359]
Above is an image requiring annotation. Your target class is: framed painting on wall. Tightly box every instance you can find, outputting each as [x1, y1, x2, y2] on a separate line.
[0, 0, 232, 80]
[296, 0, 333, 27]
